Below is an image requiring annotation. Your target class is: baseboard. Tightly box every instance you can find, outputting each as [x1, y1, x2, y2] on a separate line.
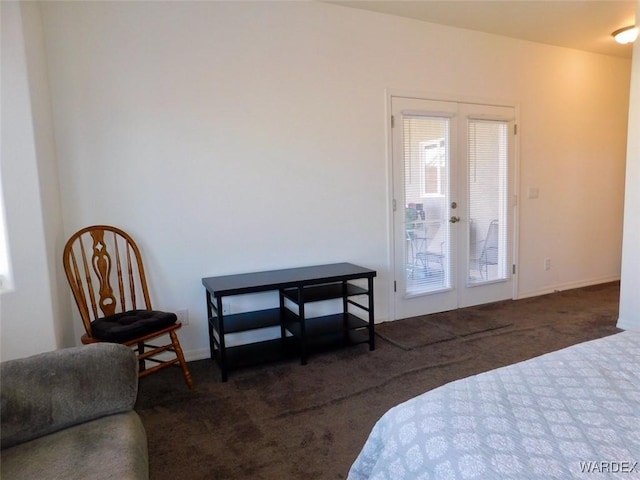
[516, 275, 620, 300]
[616, 316, 640, 330]
[184, 347, 213, 362]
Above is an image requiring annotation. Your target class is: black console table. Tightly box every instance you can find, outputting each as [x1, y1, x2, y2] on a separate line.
[202, 263, 376, 381]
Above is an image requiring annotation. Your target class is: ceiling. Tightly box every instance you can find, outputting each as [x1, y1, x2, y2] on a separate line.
[327, 1, 637, 58]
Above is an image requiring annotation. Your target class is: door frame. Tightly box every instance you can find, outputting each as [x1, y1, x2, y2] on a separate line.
[385, 89, 520, 322]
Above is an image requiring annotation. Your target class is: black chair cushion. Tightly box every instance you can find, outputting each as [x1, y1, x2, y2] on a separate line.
[91, 310, 177, 343]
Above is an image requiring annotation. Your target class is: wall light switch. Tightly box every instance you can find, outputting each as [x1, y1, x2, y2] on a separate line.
[528, 187, 539, 199]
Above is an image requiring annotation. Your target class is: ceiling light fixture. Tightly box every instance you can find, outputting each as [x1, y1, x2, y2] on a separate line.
[612, 25, 639, 44]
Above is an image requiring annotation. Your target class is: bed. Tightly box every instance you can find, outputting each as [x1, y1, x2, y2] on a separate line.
[349, 330, 640, 479]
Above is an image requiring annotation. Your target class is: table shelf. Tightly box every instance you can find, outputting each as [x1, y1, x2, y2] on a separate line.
[203, 263, 376, 381]
[284, 312, 369, 339]
[217, 338, 287, 370]
[281, 283, 368, 304]
[281, 280, 373, 365]
[208, 307, 282, 335]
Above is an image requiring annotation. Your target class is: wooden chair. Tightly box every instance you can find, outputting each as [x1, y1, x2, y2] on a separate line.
[63, 225, 194, 389]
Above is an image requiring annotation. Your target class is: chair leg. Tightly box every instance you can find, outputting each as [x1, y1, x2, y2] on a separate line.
[137, 342, 146, 372]
[170, 330, 194, 390]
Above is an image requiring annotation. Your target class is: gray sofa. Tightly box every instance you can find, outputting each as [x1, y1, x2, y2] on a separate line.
[1, 343, 148, 479]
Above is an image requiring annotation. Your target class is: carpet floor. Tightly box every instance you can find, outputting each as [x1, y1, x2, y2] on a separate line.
[135, 282, 621, 480]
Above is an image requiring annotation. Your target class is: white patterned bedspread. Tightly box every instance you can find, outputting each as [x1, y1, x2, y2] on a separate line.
[349, 330, 640, 479]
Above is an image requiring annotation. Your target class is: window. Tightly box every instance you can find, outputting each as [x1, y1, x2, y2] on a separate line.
[420, 138, 446, 197]
[0, 172, 12, 293]
[467, 118, 509, 284]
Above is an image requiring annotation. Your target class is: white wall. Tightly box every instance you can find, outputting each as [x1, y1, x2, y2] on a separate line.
[3, 1, 629, 360]
[617, 2, 640, 331]
[0, 2, 67, 361]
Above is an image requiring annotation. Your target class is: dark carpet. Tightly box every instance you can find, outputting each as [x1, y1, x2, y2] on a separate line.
[375, 305, 514, 350]
[135, 282, 621, 480]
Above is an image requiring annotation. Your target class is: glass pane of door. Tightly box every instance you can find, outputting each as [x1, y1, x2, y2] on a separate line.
[467, 119, 509, 284]
[403, 115, 451, 296]
[392, 96, 514, 320]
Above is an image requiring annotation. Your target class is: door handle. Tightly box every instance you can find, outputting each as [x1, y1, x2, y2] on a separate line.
[449, 216, 460, 223]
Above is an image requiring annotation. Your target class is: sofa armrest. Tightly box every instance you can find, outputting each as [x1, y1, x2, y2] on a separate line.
[1, 343, 138, 449]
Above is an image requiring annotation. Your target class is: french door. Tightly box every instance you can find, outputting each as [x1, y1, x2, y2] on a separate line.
[391, 96, 516, 320]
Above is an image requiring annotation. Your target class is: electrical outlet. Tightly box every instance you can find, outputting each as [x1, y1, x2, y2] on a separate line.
[544, 258, 551, 271]
[176, 309, 189, 325]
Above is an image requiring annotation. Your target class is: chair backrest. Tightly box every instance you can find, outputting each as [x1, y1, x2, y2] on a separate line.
[63, 225, 153, 338]
[482, 220, 499, 263]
